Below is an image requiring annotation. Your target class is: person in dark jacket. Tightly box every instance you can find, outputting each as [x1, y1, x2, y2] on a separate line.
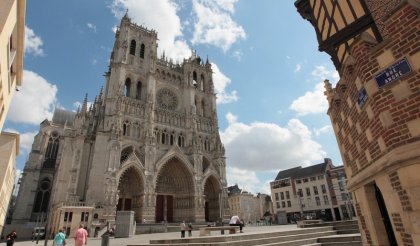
[6, 231, 17, 246]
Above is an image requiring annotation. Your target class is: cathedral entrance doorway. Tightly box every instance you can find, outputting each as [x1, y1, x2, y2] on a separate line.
[117, 166, 144, 222]
[203, 176, 221, 222]
[156, 158, 194, 222]
[155, 195, 173, 222]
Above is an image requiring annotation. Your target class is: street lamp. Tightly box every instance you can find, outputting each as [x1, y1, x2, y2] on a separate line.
[294, 194, 304, 220]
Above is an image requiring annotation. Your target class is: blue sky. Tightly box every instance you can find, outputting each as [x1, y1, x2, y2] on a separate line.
[6, 0, 342, 195]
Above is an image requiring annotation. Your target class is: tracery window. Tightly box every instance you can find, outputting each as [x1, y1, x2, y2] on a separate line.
[192, 71, 197, 87]
[177, 134, 185, 147]
[129, 40, 136, 55]
[136, 81, 142, 100]
[200, 74, 205, 91]
[140, 43, 145, 58]
[43, 132, 59, 168]
[125, 78, 131, 97]
[33, 178, 51, 213]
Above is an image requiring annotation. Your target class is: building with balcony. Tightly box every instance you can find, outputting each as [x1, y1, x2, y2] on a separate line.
[295, 0, 420, 244]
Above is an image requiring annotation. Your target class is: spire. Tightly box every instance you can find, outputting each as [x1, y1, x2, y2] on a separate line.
[82, 93, 88, 113]
[98, 86, 103, 101]
[123, 9, 129, 20]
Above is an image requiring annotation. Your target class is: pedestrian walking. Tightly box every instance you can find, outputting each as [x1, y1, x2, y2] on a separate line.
[187, 222, 193, 237]
[74, 224, 88, 246]
[6, 231, 17, 246]
[180, 221, 187, 238]
[53, 229, 66, 246]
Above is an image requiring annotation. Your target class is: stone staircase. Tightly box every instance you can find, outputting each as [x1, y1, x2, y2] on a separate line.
[127, 224, 362, 246]
[302, 220, 360, 234]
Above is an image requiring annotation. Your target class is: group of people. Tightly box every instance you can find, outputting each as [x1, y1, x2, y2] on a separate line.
[179, 221, 194, 238]
[4, 224, 88, 246]
[53, 224, 88, 246]
[6, 216, 246, 243]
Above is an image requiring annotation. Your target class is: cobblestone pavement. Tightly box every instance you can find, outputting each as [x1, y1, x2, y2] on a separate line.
[10, 224, 299, 246]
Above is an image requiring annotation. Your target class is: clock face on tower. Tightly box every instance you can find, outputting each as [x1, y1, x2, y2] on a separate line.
[156, 88, 178, 111]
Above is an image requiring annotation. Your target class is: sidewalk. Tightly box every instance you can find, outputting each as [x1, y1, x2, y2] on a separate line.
[12, 224, 299, 246]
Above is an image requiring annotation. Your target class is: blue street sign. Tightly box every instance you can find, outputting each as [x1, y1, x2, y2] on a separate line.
[375, 58, 412, 88]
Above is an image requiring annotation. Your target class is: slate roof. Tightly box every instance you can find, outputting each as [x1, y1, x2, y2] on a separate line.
[52, 108, 76, 126]
[227, 184, 242, 196]
[275, 161, 329, 181]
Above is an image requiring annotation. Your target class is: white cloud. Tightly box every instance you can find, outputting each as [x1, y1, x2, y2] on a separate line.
[232, 50, 243, 61]
[110, 0, 191, 61]
[192, 0, 246, 52]
[227, 166, 275, 195]
[13, 169, 23, 195]
[87, 23, 97, 32]
[111, 25, 118, 33]
[314, 125, 332, 136]
[24, 26, 44, 56]
[294, 64, 301, 73]
[290, 82, 327, 116]
[8, 70, 58, 124]
[4, 128, 37, 155]
[211, 63, 239, 104]
[73, 101, 93, 112]
[220, 113, 326, 172]
[213, 0, 238, 13]
[311, 65, 339, 82]
[290, 66, 339, 116]
[227, 167, 260, 192]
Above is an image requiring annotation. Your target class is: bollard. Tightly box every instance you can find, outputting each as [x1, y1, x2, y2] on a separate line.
[101, 233, 110, 246]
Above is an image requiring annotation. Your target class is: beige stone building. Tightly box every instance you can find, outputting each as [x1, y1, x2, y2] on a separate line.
[296, 0, 420, 245]
[11, 14, 227, 238]
[270, 159, 354, 222]
[329, 165, 355, 220]
[0, 0, 25, 237]
[0, 0, 25, 130]
[0, 132, 19, 235]
[227, 185, 273, 224]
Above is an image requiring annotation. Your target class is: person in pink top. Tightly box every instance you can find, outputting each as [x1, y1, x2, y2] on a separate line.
[74, 224, 88, 246]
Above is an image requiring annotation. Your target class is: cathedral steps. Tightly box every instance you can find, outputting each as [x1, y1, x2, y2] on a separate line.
[300, 220, 359, 234]
[316, 234, 362, 246]
[128, 226, 338, 246]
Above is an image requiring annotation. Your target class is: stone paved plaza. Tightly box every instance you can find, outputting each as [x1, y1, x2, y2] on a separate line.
[10, 225, 298, 246]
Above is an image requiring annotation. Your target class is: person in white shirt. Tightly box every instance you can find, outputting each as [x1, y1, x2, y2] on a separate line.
[229, 215, 243, 232]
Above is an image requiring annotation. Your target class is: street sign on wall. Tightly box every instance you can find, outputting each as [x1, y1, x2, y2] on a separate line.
[375, 57, 412, 88]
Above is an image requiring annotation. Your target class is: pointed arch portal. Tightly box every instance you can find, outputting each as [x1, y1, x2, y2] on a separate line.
[203, 176, 221, 222]
[155, 158, 194, 222]
[117, 166, 144, 222]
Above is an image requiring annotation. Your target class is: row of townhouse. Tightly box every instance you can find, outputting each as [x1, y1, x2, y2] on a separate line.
[226, 184, 273, 224]
[270, 158, 354, 223]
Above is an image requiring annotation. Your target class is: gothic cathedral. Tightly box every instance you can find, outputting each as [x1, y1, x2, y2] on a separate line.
[12, 15, 228, 236]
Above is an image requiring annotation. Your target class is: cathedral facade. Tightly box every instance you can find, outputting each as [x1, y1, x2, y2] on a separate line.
[12, 15, 228, 237]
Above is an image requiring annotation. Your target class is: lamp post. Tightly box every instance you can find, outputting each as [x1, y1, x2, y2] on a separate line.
[295, 194, 304, 220]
